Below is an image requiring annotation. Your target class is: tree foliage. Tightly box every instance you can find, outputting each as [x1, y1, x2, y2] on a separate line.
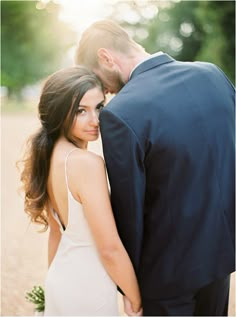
[195, 1, 235, 82]
[1, 0, 234, 97]
[1, 0, 76, 96]
[110, 0, 235, 83]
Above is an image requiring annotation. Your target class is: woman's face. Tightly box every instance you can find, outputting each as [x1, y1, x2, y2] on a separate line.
[70, 86, 105, 148]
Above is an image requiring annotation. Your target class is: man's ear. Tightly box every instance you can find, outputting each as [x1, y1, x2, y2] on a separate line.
[97, 48, 114, 67]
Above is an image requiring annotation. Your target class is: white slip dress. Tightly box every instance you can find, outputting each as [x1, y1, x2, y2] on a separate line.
[44, 149, 119, 316]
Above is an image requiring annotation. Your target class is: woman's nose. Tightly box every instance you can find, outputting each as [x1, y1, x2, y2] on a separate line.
[90, 111, 99, 125]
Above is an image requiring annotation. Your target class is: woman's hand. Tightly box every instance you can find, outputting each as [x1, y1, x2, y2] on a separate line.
[123, 296, 143, 316]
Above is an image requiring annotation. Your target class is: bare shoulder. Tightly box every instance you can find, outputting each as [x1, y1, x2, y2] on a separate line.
[69, 148, 104, 165]
[67, 148, 105, 174]
[64, 148, 106, 200]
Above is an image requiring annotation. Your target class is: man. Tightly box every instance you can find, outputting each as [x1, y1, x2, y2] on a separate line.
[75, 20, 235, 316]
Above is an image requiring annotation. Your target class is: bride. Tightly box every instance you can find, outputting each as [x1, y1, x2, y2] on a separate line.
[19, 66, 142, 316]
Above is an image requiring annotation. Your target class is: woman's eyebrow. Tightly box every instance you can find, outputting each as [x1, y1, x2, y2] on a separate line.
[79, 99, 105, 108]
[78, 104, 89, 108]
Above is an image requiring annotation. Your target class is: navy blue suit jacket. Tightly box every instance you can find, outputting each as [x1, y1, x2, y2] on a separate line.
[99, 54, 235, 298]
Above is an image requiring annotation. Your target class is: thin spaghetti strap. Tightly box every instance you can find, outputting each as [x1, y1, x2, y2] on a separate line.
[64, 148, 80, 190]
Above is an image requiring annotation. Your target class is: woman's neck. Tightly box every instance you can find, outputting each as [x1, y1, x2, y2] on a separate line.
[58, 136, 88, 150]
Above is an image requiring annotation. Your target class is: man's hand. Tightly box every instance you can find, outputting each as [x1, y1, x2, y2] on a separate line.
[123, 296, 143, 316]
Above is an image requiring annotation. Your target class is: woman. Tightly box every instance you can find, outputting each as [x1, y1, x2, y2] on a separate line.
[20, 66, 142, 315]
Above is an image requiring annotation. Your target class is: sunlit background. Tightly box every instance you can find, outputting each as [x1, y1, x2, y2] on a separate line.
[55, 0, 119, 64]
[1, 0, 235, 107]
[1, 1, 235, 315]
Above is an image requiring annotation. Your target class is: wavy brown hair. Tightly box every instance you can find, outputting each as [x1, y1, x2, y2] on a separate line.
[19, 66, 103, 230]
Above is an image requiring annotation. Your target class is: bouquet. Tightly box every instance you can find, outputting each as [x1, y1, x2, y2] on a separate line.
[25, 285, 45, 313]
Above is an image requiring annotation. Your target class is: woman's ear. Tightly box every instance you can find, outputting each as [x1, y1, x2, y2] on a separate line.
[97, 48, 114, 68]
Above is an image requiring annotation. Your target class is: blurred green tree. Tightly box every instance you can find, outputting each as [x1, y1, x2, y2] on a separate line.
[195, 1, 235, 83]
[110, 0, 235, 83]
[1, 0, 76, 97]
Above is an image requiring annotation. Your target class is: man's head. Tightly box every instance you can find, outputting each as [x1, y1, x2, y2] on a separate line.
[75, 20, 147, 94]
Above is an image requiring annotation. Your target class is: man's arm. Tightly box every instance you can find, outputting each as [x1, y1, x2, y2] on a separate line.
[100, 108, 145, 273]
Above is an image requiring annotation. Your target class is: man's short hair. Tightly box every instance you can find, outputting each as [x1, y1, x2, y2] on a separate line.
[75, 19, 142, 68]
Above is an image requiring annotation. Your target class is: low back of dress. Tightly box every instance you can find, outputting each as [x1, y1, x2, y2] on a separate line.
[44, 149, 118, 316]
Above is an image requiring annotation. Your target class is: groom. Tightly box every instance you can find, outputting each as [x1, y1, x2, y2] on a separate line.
[75, 20, 235, 316]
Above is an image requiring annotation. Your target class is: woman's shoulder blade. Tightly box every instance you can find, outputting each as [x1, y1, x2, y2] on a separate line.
[67, 149, 104, 173]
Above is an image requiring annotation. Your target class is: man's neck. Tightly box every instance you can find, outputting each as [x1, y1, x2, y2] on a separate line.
[112, 49, 150, 83]
[132, 51, 151, 67]
[128, 51, 164, 80]
[122, 51, 150, 83]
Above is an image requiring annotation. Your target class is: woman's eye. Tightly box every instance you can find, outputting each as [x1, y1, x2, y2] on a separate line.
[96, 104, 104, 112]
[76, 108, 86, 115]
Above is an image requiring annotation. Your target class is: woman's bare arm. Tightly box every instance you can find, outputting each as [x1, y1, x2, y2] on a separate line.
[68, 152, 141, 313]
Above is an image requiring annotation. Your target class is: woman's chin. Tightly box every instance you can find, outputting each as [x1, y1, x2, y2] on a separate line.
[87, 135, 99, 142]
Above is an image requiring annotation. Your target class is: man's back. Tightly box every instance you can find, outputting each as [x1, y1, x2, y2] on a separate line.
[100, 55, 235, 297]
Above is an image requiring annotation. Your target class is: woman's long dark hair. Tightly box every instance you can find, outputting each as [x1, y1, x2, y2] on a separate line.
[19, 66, 103, 230]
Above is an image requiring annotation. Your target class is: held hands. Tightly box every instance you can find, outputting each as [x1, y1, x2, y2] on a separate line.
[123, 296, 143, 316]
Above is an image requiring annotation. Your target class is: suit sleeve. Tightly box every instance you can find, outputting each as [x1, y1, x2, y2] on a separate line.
[100, 108, 145, 274]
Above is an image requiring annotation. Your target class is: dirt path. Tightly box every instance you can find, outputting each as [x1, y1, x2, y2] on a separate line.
[1, 113, 235, 316]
